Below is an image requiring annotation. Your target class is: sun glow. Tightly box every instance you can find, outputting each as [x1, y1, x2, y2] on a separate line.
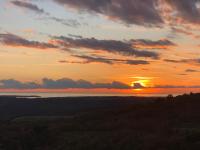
[131, 79, 151, 87]
[130, 76, 154, 92]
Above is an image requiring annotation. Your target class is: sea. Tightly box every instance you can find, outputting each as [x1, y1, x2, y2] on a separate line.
[0, 87, 199, 98]
[0, 92, 177, 98]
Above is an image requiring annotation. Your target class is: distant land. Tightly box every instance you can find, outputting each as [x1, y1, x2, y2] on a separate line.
[0, 93, 200, 149]
[0, 95, 154, 120]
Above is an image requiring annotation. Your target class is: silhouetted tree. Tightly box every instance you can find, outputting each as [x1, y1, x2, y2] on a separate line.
[167, 94, 174, 102]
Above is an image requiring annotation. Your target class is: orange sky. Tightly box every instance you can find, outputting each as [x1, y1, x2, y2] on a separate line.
[0, 0, 200, 95]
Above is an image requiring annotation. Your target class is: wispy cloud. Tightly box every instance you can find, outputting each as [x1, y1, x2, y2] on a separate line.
[11, 0, 45, 14]
[0, 33, 57, 49]
[164, 58, 200, 65]
[131, 39, 176, 49]
[185, 69, 199, 73]
[170, 27, 200, 39]
[11, 0, 81, 27]
[59, 54, 150, 65]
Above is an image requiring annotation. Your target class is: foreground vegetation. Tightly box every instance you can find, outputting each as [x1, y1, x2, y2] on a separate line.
[1, 93, 200, 150]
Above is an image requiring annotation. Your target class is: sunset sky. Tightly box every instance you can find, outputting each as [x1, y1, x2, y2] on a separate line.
[0, 0, 200, 95]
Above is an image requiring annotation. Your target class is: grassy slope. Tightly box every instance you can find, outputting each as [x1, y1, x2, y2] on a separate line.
[1, 94, 200, 150]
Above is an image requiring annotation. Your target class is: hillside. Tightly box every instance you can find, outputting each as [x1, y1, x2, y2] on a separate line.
[0, 94, 200, 150]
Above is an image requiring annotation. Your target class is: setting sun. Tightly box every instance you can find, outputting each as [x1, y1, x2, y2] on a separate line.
[130, 76, 153, 89]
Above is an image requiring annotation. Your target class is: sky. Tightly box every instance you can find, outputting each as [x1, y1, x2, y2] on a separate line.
[0, 0, 200, 95]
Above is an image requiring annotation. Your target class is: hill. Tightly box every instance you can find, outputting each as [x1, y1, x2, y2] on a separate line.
[0, 93, 200, 150]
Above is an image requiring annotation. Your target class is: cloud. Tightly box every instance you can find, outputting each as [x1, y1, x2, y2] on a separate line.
[11, 0, 45, 14]
[0, 78, 132, 89]
[53, 0, 200, 27]
[164, 59, 183, 63]
[170, 27, 200, 39]
[0, 79, 41, 89]
[58, 60, 89, 64]
[53, 36, 159, 59]
[53, 0, 163, 27]
[64, 55, 150, 65]
[131, 38, 176, 49]
[164, 58, 200, 65]
[165, 0, 200, 24]
[0, 33, 159, 64]
[0, 33, 57, 49]
[1, 78, 200, 90]
[47, 16, 81, 27]
[185, 69, 199, 72]
[11, 0, 81, 27]
[71, 55, 115, 64]
[125, 60, 150, 65]
[132, 83, 145, 89]
[178, 73, 188, 76]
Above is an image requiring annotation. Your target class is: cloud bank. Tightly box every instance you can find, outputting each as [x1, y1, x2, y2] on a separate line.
[0, 78, 132, 89]
[2, 78, 199, 90]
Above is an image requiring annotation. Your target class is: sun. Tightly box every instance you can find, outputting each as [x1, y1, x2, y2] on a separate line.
[131, 80, 148, 87]
[130, 76, 154, 92]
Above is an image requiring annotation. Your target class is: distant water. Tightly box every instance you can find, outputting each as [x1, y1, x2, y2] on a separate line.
[0, 92, 168, 98]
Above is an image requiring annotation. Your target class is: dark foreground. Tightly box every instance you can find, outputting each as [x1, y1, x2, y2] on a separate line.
[0, 94, 200, 150]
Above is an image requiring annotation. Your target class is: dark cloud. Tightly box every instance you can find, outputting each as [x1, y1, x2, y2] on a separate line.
[69, 55, 150, 65]
[125, 60, 150, 65]
[164, 58, 200, 65]
[0, 78, 131, 89]
[54, 0, 200, 26]
[170, 27, 200, 39]
[132, 83, 145, 89]
[131, 39, 176, 49]
[53, 36, 159, 59]
[54, 0, 163, 27]
[185, 69, 199, 72]
[178, 73, 188, 76]
[47, 16, 81, 27]
[166, 0, 200, 24]
[0, 33, 57, 49]
[1, 78, 200, 89]
[58, 60, 89, 64]
[164, 59, 183, 63]
[72, 55, 114, 64]
[11, 0, 81, 27]
[11, 0, 45, 14]
[0, 79, 40, 89]
[68, 34, 83, 39]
